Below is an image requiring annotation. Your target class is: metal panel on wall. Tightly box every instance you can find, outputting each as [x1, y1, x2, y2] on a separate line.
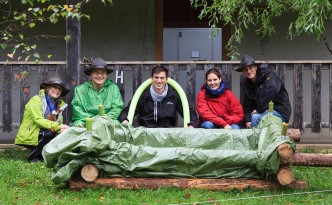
[163, 28, 222, 61]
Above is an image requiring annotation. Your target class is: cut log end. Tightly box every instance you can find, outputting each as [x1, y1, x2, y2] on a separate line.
[278, 143, 294, 160]
[81, 164, 99, 182]
[287, 129, 301, 142]
[277, 166, 295, 185]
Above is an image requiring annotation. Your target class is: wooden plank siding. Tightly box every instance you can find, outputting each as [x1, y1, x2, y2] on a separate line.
[293, 64, 304, 133]
[2, 65, 12, 132]
[1, 61, 332, 143]
[311, 64, 321, 133]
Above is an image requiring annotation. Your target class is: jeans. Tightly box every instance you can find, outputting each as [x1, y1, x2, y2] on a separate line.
[200, 121, 241, 129]
[28, 129, 56, 162]
[251, 110, 286, 127]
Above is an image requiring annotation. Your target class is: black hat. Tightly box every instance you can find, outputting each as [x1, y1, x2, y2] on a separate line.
[235, 55, 261, 72]
[40, 77, 70, 97]
[83, 57, 113, 76]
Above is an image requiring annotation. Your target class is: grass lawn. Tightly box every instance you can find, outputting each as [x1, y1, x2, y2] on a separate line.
[1, 147, 332, 205]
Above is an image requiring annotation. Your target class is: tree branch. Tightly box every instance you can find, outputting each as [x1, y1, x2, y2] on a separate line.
[323, 35, 332, 55]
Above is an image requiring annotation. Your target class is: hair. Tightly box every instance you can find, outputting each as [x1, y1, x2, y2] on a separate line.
[151, 65, 168, 78]
[205, 68, 222, 81]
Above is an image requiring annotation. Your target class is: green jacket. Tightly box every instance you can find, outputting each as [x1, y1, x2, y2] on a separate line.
[15, 90, 67, 146]
[71, 79, 124, 126]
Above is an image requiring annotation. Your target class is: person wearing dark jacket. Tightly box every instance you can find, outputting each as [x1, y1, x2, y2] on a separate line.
[196, 68, 244, 129]
[119, 65, 198, 128]
[236, 55, 292, 128]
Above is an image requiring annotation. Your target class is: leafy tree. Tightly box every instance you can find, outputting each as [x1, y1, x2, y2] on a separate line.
[0, 0, 112, 62]
[191, 0, 332, 60]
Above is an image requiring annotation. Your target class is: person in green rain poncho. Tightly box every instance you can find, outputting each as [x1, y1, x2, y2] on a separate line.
[71, 57, 124, 127]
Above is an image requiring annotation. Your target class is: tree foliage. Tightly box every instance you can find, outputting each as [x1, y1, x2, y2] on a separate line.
[0, 0, 112, 62]
[191, 0, 332, 60]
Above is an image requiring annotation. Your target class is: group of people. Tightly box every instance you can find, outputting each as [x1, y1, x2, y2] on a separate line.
[15, 55, 291, 162]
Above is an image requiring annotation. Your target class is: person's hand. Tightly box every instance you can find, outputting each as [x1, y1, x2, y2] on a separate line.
[60, 124, 69, 132]
[224, 124, 232, 129]
[245, 122, 252, 128]
[251, 110, 257, 115]
[122, 120, 129, 124]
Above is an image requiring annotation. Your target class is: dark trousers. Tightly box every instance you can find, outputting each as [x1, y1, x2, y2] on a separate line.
[28, 129, 56, 162]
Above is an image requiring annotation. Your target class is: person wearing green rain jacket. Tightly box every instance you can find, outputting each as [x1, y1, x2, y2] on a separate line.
[71, 57, 124, 127]
[15, 77, 70, 162]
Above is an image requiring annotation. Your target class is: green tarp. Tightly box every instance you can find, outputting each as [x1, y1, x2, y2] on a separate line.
[42, 115, 295, 185]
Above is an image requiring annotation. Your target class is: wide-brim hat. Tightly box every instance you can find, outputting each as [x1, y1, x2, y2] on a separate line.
[235, 55, 261, 72]
[40, 77, 70, 97]
[83, 57, 114, 76]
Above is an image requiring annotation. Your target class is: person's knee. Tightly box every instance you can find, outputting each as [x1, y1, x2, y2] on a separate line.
[230, 124, 240, 129]
[251, 114, 261, 127]
[200, 121, 215, 129]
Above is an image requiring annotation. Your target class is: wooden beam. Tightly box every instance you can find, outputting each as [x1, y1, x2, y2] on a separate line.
[330, 63, 332, 133]
[186, 64, 196, 111]
[114, 65, 125, 102]
[69, 177, 306, 191]
[221, 64, 232, 90]
[155, 0, 163, 60]
[133, 64, 142, 94]
[312, 64, 321, 133]
[2, 64, 12, 132]
[66, 0, 81, 125]
[293, 64, 303, 132]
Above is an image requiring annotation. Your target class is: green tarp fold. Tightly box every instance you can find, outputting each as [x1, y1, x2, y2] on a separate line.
[42, 115, 295, 185]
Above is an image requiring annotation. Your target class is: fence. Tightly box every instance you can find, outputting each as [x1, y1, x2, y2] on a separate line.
[1, 61, 332, 143]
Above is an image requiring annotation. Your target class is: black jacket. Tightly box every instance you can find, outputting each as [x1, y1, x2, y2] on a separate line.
[243, 66, 292, 123]
[119, 86, 198, 128]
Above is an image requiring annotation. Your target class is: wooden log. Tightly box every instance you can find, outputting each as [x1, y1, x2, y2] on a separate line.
[287, 129, 301, 142]
[69, 177, 307, 191]
[281, 153, 332, 167]
[277, 166, 295, 185]
[278, 143, 294, 160]
[81, 164, 99, 182]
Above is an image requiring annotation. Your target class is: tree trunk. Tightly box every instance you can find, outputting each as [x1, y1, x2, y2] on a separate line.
[69, 177, 307, 191]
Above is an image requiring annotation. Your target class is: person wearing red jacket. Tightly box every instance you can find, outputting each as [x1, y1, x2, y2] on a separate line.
[196, 68, 244, 129]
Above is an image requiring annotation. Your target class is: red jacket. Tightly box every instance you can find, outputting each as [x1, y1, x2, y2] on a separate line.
[196, 84, 244, 128]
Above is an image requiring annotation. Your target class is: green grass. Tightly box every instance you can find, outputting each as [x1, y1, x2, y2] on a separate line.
[1, 148, 332, 205]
